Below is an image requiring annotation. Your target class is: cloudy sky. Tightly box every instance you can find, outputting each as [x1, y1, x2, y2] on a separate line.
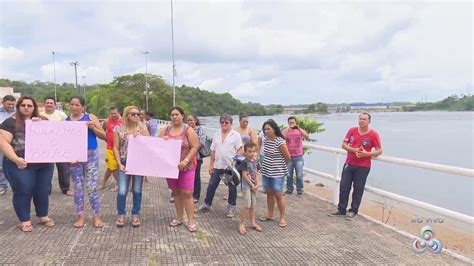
[0, 0, 472, 104]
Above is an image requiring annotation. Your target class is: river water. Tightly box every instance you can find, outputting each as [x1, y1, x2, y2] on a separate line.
[199, 112, 474, 216]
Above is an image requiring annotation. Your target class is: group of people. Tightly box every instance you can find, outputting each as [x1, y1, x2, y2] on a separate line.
[0, 94, 382, 235]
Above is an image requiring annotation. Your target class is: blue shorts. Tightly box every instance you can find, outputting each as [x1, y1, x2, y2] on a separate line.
[262, 175, 285, 193]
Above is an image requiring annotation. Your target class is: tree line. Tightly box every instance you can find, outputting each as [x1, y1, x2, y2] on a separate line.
[403, 95, 473, 111]
[0, 75, 283, 119]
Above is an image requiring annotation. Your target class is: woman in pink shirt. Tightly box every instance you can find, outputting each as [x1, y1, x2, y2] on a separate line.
[282, 116, 309, 195]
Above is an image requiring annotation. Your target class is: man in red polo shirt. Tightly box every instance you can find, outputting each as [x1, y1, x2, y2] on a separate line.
[329, 112, 382, 220]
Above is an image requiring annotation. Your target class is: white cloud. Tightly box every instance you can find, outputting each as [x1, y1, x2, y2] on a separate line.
[0, 1, 471, 104]
[0, 46, 25, 62]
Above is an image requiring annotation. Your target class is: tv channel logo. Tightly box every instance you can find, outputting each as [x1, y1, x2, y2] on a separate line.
[412, 225, 443, 254]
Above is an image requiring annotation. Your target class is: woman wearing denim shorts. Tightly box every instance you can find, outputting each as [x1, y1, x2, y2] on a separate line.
[259, 119, 291, 228]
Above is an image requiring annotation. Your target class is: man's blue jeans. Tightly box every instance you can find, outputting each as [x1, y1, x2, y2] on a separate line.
[203, 169, 237, 209]
[286, 155, 304, 193]
[116, 170, 143, 216]
[0, 152, 9, 189]
[3, 158, 54, 222]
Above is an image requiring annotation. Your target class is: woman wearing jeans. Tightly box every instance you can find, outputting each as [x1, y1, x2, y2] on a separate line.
[282, 116, 309, 195]
[113, 106, 149, 227]
[0, 96, 55, 232]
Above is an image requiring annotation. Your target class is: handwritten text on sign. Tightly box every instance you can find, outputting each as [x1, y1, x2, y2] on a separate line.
[125, 136, 182, 179]
[25, 120, 88, 163]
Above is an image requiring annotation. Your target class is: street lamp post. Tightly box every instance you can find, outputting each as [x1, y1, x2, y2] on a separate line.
[70, 61, 80, 95]
[141, 51, 149, 111]
[171, 0, 176, 106]
[82, 76, 86, 95]
[52, 51, 57, 102]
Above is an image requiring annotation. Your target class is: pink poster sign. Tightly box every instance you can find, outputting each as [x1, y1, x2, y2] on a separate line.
[25, 120, 88, 163]
[125, 136, 182, 179]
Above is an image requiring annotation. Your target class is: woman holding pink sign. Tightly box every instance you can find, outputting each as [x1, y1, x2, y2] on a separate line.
[67, 96, 106, 229]
[0, 96, 55, 232]
[159, 106, 200, 233]
[113, 106, 149, 227]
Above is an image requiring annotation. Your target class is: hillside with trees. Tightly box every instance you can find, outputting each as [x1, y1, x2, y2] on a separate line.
[0, 74, 282, 119]
[404, 95, 473, 111]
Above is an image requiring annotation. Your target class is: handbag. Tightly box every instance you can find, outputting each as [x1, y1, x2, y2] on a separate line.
[199, 136, 212, 158]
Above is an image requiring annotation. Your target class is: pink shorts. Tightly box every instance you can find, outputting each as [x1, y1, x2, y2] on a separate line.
[166, 169, 195, 191]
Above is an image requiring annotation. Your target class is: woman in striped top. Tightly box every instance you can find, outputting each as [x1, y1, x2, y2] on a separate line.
[259, 119, 291, 228]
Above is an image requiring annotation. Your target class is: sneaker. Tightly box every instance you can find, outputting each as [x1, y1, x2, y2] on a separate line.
[327, 211, 346, 217]
[297, 191, 304, 196]
[226, 208, 236, 218]
[346, 211, 357, 221]
[0, 187, 7, 195]
[285, 190, 293, 195]
[197, 205, 210, 213]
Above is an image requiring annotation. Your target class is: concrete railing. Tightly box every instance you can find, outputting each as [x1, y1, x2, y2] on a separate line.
[304, 143, 474, 225]
[201, 126, 474, 225]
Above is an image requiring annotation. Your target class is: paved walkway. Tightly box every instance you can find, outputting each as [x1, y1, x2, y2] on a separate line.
[0, 161, 467, 265]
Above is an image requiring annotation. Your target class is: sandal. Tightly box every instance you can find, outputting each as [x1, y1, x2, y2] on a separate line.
[250, 224, 262, 232]
[38, 218, 55, 227]
[259, 216, 274, 222]
[278, 221, 287, 228]
[93, 217, 104, 228]
[20, 223, 33, 232]
[131, 216, 141, 228]
[188, 223, 197, 233]
[116, 216, 125, 228]
[239, 224, 247, 235]
[169, 219, 182, 227]
[73, 216, 86, 228]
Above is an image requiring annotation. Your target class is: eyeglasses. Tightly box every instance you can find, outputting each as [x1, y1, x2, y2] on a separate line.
[220, 121, 230, 125]
[129, 112, 140, 117]
[20, 104, 34, 108]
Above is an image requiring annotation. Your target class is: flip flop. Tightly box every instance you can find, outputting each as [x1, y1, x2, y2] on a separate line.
[116, 216, 125, 228]
[131, 216, 141, 228]
[38, 218, 55, 227]
[278, 222, 287, 228]
[73, 217, 86, 228]
[20, 223, 33, 232]
[188, 224, 197, 233]
[169, 219, 182, 227]
[259, 216, 274, 222]
[250, 224, 262, 232]
[239, 224, 247, 235]
[93, 218, 104, 228]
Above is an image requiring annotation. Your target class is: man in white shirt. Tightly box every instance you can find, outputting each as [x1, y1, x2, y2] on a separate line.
[0, 95, 16, 195]
[39, 97, 72, 195]
[198, 114, 243, 218]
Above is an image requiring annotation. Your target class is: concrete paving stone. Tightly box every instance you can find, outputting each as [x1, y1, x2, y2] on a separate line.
[0, 152, 469, 265]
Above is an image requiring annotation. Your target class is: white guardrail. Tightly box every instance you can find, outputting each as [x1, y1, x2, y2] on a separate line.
[304, 144, 474, 225]
[170, 122, 474, 225]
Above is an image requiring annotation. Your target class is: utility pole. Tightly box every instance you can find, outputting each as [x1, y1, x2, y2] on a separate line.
[141, 51, 149, 111]
[171, 0, 176, 106]
[70, 61, 80, 95]
[52, 51, 57, 102]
